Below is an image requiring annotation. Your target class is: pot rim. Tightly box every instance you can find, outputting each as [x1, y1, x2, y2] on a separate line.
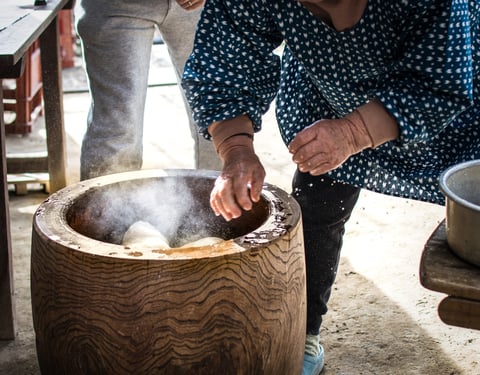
[439, 159, 480, 212]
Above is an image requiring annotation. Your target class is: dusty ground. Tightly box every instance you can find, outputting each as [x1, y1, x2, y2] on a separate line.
[1, 43, 479, 374]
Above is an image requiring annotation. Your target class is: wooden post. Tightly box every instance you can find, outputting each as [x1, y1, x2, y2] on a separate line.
[0, 86, 16, 340]
[39, 16, 67, 193]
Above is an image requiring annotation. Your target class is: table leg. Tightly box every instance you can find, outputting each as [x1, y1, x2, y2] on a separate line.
[39, 15, 67, 193]
[0, 87, 16, 340]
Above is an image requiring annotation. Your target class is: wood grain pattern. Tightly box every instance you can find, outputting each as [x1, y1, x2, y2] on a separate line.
[31, 200, 306, 374]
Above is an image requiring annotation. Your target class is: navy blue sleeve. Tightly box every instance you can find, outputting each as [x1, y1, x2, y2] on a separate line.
[181, 0, 284, 137]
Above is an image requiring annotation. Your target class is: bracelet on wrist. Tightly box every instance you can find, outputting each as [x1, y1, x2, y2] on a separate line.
[215, 132, 254, 153]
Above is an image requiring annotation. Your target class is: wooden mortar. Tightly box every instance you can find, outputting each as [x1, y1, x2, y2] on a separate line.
[31, 169, 306, 374]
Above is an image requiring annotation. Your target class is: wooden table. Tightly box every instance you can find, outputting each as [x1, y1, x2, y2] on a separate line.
[0, 0, 73, 340]
[420, 220, 480, 331]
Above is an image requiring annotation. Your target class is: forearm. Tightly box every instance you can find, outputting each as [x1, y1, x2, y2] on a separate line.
[208, 115, 255, 154]
[352, 99, 400, 148]
[208, 114, 265, 221]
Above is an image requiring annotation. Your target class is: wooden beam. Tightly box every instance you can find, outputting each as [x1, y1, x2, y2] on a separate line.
[7, 152, 49, 174]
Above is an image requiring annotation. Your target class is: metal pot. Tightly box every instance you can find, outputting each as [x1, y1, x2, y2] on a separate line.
[439, 160, 480, 266]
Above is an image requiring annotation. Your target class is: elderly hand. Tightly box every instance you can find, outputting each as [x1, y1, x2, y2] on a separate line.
[176, 0, 205, 11]
[211, 135, 266, 222]
[288, 111, 373, 176]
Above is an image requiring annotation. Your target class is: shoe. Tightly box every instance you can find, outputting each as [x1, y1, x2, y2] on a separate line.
[301, 346, 324, 375]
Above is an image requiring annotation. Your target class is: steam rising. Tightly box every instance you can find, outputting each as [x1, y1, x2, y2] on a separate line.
[93, 178, 216, 246]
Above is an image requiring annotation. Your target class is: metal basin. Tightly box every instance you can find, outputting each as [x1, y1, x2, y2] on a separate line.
[439, 160, 480, 266]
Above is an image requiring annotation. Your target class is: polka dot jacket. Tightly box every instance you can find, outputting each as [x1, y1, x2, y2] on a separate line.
[182, 0, 480, 205]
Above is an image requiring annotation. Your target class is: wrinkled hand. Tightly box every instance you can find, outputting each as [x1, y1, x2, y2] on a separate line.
[176, 0, 205, 11]
[211, 140, 266, 222]
[288, 115, 372, 176]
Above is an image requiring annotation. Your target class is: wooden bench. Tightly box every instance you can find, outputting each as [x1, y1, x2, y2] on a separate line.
[420, 220, 480, 331]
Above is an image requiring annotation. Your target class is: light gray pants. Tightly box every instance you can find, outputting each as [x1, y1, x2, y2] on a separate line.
[76, 0, 221, 180]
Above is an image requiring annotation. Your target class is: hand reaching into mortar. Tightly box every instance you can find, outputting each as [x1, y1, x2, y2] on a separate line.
[208, 115, 265, 222]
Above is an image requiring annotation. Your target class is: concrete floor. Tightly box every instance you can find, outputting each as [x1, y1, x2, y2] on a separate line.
[2, 44, 479, 374]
